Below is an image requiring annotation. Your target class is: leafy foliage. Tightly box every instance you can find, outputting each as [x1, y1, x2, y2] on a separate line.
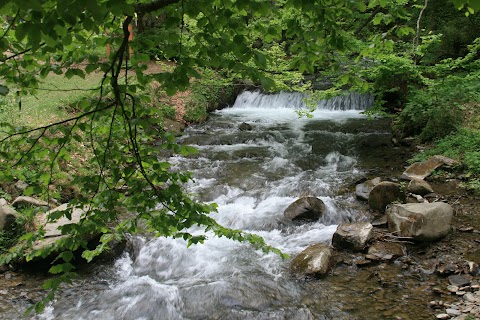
[412, 127, 480, 192]
[394, 38, 480, 141]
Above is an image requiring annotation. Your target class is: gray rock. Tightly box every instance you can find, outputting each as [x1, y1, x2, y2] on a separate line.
[367, 241, 406, 260]
[332, 222, 373, 251]
[407, 178, 434, 196]
[0, 198, 7, 207]
[33, 203, 87, 250]
[355, 177, 381, 201]
[35, 203, 86, 237]
[239, 122, 253, 131]
[284, 197, 325, 221]
[290, 243, 331, 277]
[446, 308, 461, 316]
[371, 215, 388, 227]
[12, 196, 49, 209]
[401, 155, 458, 180]
[0, 206, 18, 232]
[14, 180, 28, 191]
[368, 181, 402, 213]
[463, 293, 477, 302]
[386, 202, 453, 241]
[448, 275, 471, 287]
[447, 285, 459, 293]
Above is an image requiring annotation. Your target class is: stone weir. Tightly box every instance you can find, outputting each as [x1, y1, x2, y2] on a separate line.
[232, 90, 375, 111]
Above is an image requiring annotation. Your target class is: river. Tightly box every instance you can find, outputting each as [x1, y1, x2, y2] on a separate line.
[3, 91, 434, 319]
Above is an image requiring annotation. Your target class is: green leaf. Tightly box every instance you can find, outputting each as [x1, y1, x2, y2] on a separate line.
[470, 1, 480, 11]
[451, 0, 465, 9]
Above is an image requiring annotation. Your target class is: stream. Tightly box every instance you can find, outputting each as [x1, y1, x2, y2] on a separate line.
[2, 91, 441, 319]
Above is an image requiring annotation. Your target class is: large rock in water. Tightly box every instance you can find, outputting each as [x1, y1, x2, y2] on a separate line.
[290, 243, 331, 277]
[284, 197, 325, 221]
[332, 222, 373, 251]
[238, 122, 253, 131]
[401, 155, 458, 180]
[355, 177, 381, 201]
[407, 178, 434, 196]
[386, 202, 453, 241]
[368, 181, 402, 212]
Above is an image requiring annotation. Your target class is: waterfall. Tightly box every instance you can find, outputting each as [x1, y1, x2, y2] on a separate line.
[232, 91, 374, 111]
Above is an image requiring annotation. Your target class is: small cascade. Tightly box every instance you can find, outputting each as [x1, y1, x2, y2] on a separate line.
[233, 90, 374, 111]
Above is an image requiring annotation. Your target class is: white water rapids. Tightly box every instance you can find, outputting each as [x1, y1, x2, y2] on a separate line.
[35, 91, 388, 320]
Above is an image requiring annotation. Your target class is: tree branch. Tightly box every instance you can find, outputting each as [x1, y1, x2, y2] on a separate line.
[0, 102, 115, 144]
[354, 7, 382, 36]
[0, 10, 20, 42]
[413, 0, 429, 63]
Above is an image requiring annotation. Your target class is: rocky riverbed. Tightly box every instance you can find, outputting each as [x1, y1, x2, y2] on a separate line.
[1, 174, 475, 319]
[0, 119, 479, 319]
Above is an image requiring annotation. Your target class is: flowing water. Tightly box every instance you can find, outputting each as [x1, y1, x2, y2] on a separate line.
[2, 91, 430, 319]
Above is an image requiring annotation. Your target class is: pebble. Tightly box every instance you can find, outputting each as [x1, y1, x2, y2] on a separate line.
[446, 308, 461, 316]
[433, 287, 445, 294]
[463, 293, 476, 302]
[447, 285, 459, 293]
[439, 285, 480, 320]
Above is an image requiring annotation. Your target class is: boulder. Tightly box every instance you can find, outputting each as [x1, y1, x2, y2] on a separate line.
[355, 177, 381, 201]
[12, 196, 49, 209]
[0, 206, 18, 232]
[33, 203, 87, 250]
[401, 155, 458, 180]
[366, 241, 406, 261]
[332, 222, 373, 251]
[239, 122, 253, 131]
[386, 202, 453, 241]
[284, 197, 325, 221]
[407, 178, 434, 196]
[290, 243, 331, 277]
[35, 203, 85, 237]
[0, 198, 7, 207]
[368, 181, 402, 213]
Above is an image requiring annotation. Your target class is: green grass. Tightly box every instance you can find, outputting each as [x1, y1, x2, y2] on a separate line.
[412, 127, 480, 193]
[0, 72, 103, 129]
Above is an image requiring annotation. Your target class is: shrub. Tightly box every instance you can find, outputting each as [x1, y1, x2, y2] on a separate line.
[395, 75, 480, 141]
[412, 128, 480, 192]
[362, 54, 424, 112]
